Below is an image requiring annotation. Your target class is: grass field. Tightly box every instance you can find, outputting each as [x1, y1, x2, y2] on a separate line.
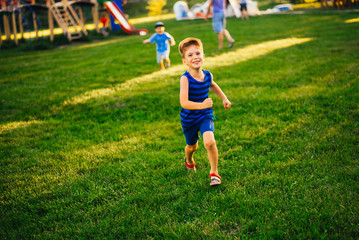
[1, 9, 358, 239]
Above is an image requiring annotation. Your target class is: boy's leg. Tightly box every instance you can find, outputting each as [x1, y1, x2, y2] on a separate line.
[202, 131, 219, 175]
[185, 142, 198, 165]
[164, 50, 170, 68]
[244, 10, 249, 20]
[217, 32, 224, 49]
[224, 29, 235, 48]
[157, 52, 165, 70]
[224, 29, 234, 43]
[164, 58, 170, 68]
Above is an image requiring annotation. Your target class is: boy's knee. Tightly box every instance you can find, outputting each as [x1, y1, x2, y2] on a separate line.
[187, 143, 198, 152]
[204, 138, 216, 150]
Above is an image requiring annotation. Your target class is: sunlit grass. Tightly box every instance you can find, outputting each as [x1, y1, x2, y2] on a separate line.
[0, 120, 43, 134]
[64, 37, 312, 105]
[345, 17, 359, 23]
[276, 84, 324, 100]
[129, 13, 175, 24]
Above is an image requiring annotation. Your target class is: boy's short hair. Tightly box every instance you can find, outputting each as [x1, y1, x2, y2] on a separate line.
[155, 22, 165, 28]
[178, 37, 203, 58]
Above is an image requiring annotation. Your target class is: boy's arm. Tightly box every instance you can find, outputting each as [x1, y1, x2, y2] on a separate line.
[166, 33, 175, 46]
[143, 34, 156, 44]
[180, 76, 213, 110]
[204, 0, 213, 21]
[210, 77, 232, 109]
[170, 37, 176, 46]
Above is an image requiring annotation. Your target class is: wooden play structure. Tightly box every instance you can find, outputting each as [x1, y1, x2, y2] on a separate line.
[0, 0, 100, 45]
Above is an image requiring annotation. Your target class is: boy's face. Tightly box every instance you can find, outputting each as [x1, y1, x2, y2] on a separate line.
[155, 26, 165, 34]
[182, 45, 205, 69]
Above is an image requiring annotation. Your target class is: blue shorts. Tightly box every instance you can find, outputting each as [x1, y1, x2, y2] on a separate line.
[212, 10, 226, 33]
[182, 118, 214, 146]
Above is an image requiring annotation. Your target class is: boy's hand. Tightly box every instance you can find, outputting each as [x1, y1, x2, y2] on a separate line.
[202, 98, 213, 109]
[223, 99, 231, 109]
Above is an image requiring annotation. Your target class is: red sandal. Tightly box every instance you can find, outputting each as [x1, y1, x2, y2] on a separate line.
[209, 173, 221, 186]
[185, 157, 196, 171]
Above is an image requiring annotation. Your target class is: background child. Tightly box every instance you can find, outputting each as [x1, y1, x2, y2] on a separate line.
[143, 22, 176, 70]
[204, 0, 235, 49]
[240, 0, 249, 20]
[100, 13, 109, 37]
[178, 37, 231, 186]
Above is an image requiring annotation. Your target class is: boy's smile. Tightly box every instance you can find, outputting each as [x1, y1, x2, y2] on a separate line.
[183, 45, 205, 69]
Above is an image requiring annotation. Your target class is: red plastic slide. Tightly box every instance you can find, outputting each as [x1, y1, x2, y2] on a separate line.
[104, 1, 148, 35]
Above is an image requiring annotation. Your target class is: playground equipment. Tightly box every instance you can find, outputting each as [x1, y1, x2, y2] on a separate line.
[1, 0, 148, 45]
[48, 0, 88, 40]
[0, 0, 44, 45]
[104, 0, 148, 35]
[0, 0, 45, 45]
[173, 0, 260, 20]
[0, 0, 100, 44]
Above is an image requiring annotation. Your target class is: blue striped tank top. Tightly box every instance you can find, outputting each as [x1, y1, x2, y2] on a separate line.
[180, 70, 213, 127]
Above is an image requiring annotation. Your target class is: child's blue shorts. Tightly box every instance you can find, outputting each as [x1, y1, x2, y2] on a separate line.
[182, 117, 214, 146]
[212, 10, 226, 33]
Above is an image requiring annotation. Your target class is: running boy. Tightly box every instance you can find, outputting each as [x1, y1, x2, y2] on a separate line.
[178, 37, 231, 186]
[143, 22, 176, 70]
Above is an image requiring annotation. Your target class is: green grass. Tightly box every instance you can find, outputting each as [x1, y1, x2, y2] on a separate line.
[1, 11, 358, 239]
